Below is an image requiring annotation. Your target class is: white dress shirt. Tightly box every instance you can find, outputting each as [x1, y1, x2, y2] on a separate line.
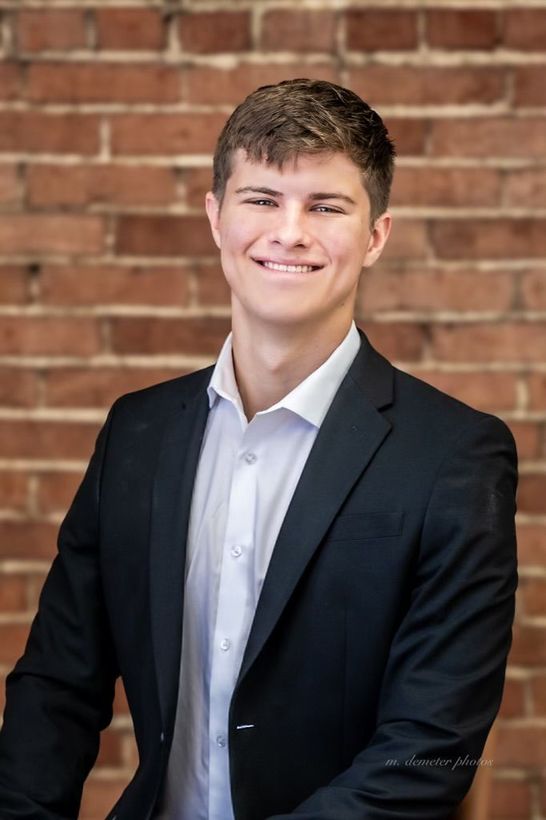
[155, 322, 360, 820]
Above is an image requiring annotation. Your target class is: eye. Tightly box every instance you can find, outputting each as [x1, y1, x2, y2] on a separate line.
[246, 198, 277, 207]
[312, 205, 343, 214]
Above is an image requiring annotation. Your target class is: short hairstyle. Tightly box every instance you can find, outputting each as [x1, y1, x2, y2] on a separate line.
[212, 78, 396, 224]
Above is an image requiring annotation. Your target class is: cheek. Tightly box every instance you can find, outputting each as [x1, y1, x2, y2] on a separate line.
[325, 232, 365, 270]
[220, 221, 260, 257]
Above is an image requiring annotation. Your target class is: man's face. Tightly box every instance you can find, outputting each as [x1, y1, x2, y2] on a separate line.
[205, 149, 391, 334]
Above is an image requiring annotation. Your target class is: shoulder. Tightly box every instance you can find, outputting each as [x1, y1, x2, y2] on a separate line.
[108, 365, 214, 426]
[391, 365, 516, 453]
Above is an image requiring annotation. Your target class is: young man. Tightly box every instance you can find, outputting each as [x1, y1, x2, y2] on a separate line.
[0, 79, 517, 820]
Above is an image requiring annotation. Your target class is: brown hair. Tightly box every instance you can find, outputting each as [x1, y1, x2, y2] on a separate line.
[212, 78, 396, 224]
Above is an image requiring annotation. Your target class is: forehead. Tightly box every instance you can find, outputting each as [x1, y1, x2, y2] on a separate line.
[226, 148, 368, 198]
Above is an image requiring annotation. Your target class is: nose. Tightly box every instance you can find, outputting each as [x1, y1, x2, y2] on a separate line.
[269, 204, 311, 248]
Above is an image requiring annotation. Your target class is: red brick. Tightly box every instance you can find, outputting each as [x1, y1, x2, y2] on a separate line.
[0, 216, 104, 255]
[95, 727, 124, 767]
[0, 113, 100, 155]
[430, 117, 546, 158]
[79, 778, 129, 818]
[431, 323, 546, 364]
[514, 66, 546, 107]
[386, 119, 428, 156]
[0, 576, 27, 612]
[0, 317, 101, 356]
[426, 10, 499, 49]
[380, 219, 428, 261]
[27, 165, 177, 208]
[518, 474, 546, 515]
[0, 471, 28, 510]
[530, 675, 546, 716]
[517, 523, 546, 566]
[194, 262, 231, 305]
[505, 170, 546, 208]
[0, 420, 100, 461]
[542, 779, 546, 816]
[113, 677, 130, 714]
[347, 66, 505, 106]
[490, 779, 532, 818]
[95, 8, 165, 50]
[261, 11, 336, 52]
[510, 623, 546, 666]
[40, 265, 189, 307]
[521, 578, 546, 616]
[521, 271, 546, 310]
[185, 64, 337, 105]
[124, 731, 139, 770]
[116, 215, 216, 257]
[36, 471, 82, 514]
[359, 269, 513, 313]
[110, 316, 230, 357]
[184, 168, 214, 208]
[0, 268, 29, 304]
[496, 725, 546, 768]
[0, 166, 21, 206]
[498, 678, 526, 719]
[358, 322, 426, 362]
[346, 10, 417, 51]
[402, 370, 517, 413]
[0, 368, 38, 407]
[43, 367, 182, 409]
[0, 64, 21, 101]
[527, 371, 546, 410]
[508, 421, 540, 460]
[17, 10, 86, 52]
[0, 521, 57, 561]
[391, 168, 501, 207]
[0, 623, 30, 663]
[504, 9, 546, 50]
[179, 11, 251, 54]
[26, 571, 49, 612]
[110, 113, 226, 155]
[430, 219, 546, 260]
[27, 63, 180, 104]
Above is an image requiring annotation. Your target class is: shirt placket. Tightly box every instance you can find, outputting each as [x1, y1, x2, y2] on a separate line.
[208, 427, 260, 820]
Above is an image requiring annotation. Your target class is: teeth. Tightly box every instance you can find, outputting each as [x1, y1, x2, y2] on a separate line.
[261, 260, 317, 273]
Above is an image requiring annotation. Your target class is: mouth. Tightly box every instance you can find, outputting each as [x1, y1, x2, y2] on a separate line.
[253, 258, 323, 274]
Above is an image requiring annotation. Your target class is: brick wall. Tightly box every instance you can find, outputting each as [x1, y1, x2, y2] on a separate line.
[0, 1, 544, 818]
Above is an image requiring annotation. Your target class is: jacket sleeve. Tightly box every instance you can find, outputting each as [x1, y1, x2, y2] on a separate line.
[269, 414, 518, 820]
[0, 405, 119, 819]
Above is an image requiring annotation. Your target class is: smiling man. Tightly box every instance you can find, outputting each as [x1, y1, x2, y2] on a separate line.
[0, 80, 517, 820]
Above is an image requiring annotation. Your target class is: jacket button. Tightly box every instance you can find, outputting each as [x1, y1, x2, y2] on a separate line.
[160, 731, 165, 743]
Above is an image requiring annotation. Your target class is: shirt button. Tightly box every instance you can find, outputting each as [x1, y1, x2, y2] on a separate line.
[220, 638, 231, 651]
[230, 545, 243, 558]
[216, 734, 227, 748]
[244, 451, 257, 464]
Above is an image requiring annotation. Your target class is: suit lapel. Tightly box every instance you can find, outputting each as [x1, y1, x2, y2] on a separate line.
[149, 370, 211, 730]
[238, 333, 394, 682]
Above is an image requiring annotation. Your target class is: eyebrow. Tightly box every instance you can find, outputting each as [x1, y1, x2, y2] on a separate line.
[234, 186, 356, 205]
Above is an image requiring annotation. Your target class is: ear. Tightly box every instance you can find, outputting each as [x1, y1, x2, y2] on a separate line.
[205, 191, 222, 249]
[362, 211, 392, 268]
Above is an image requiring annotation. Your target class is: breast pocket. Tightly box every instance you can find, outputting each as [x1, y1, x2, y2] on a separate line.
[326, 511, 403, 542]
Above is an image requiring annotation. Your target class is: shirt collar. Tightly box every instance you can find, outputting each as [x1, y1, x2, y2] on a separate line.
[207, 322, 360, 428]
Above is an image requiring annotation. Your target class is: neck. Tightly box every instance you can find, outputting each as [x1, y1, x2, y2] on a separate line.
[230, 310, 353, 421]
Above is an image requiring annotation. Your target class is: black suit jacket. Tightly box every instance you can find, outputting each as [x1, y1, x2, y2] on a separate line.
[0, 330, 518, 820]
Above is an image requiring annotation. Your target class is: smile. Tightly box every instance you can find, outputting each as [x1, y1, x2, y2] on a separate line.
[255, 259, 322, 273]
